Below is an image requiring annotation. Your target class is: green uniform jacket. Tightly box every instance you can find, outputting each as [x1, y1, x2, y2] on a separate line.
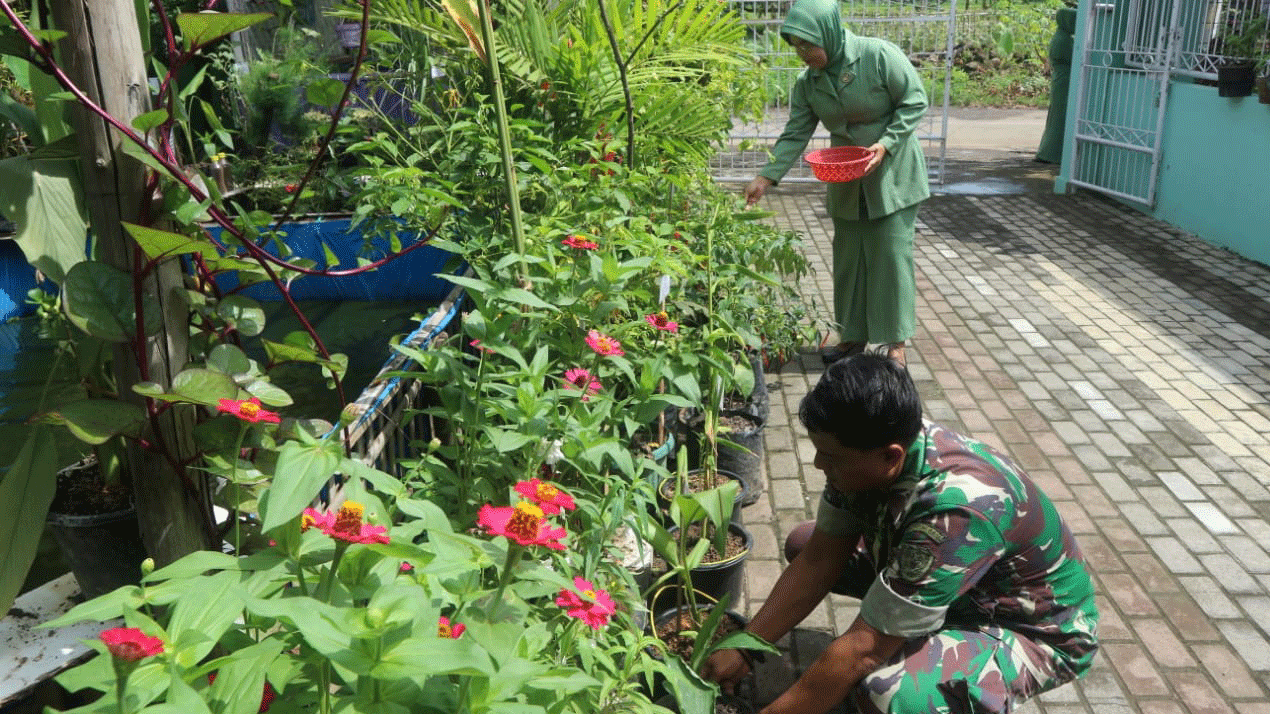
[760, 31, 931, 221]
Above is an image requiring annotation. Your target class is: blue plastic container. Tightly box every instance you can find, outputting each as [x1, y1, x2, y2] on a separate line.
[205, 217, 461, 302]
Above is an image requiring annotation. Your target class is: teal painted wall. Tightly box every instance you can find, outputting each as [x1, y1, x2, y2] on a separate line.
[1150, 82, 1270, 266]
[1058, 0, 1270, 267]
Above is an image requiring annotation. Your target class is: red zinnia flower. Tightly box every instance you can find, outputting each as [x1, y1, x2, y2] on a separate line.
[563, 367, 602, 401]
[585, 330, 624, 357]
[555, 577, 616, 630]
[562, 234, 598, 251]
[477, 501, 567, 550]
[217, 397, 281, 424]
[100, 628, 163, 661]
[438, 616, 466, 639]
[300, 501, 390, 545]
[514, 478, 576, 515]
[645, 312, 679, 334]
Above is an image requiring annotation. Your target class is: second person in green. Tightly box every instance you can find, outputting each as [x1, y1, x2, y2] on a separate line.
[744, 0, 930, 367]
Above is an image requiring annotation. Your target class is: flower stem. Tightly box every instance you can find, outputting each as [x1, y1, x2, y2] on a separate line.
[229, 422, 248, 554]
[317, 541, 350, 602]
[490, 543, 521, 612]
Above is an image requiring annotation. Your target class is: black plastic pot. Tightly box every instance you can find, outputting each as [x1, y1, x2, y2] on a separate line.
[647, 603, 751, 704]
[716, 411, 765, 507]
[651, 521, 752, 613]
[1257, 74, 1270, 104]
[47, 505, 148, 600]
[1217, 62, 1256, 97]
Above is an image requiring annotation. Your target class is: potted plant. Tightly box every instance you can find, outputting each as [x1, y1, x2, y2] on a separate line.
[1215, 14, 1266, 97]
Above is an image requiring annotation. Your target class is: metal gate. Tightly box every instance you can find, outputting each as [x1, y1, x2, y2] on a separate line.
[1068, 0, 1176, 205]
[712, 0, 957, 184]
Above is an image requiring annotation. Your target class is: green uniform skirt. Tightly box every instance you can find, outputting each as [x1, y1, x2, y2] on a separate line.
[830, 204, 918, 345]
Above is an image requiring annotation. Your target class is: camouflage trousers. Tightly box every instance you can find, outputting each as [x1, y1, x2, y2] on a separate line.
[850, 624, 1063, 714]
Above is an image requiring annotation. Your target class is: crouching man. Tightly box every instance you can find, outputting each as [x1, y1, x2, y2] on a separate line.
[703, 354, 1098, 714]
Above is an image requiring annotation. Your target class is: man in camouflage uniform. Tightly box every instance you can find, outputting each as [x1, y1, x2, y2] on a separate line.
[703, 354, 1098, 714]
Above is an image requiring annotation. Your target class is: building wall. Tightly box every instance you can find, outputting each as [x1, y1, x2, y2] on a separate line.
[1150, 82, 1270, 266]
[1057, 0, 1270, 268]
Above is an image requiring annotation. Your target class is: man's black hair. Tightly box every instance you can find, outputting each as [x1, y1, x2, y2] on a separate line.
[798, 354, 923, 451]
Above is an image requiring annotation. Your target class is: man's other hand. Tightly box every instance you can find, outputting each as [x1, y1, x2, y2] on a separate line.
[701, 648, 750, 694]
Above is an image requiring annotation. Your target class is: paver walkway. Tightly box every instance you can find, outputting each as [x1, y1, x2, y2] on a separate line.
[742, 158, 1270, 714]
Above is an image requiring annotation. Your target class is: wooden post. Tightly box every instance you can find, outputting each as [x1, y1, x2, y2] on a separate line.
[48, 0, 216, 564]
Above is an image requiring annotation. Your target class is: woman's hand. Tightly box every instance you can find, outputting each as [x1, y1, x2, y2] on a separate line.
[701, 648, 751, 694]
[745, 176, 775, 207]
[863, 143, 887, 175]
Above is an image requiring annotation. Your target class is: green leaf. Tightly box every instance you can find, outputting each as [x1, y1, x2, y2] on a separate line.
[63, 261, 159, 342]
[176, 12, 273, 50]
[145, 550, 241, 583]
[171, 367, 238, 406]
[167, 570, 244, 666]
[374, 637, 495, 678]
[130, 109, 170, 133]
[145, 660, 214, 714]
[242, 379, 292, 407]
[0, 426, 58, 615]
[122, 221, 219, 260]
[51, 399, 147, 444]
[0, 152, 88, 283]
[259, 440, 340, 532]
[205, 638, 284, 714]
[306, 78, 346, 108]
[207, 344, 252, 376]
[217, 295, 266, 337]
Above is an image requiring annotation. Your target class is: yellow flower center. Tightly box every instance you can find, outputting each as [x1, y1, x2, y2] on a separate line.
[300, 513, 316, 532]
[507, 501, 545, 540]
[437, 622, 452, 638]
[334, 501, 365, 533]
[583, 589, 597, 599]
[536, 483, 559, 501]
[239, 401, 260, 417]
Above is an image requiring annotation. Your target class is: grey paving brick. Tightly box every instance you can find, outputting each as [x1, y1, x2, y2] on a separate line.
[1183, 501, 1240, 535]
[1158, 472, 1205, 501]
[1221, 535, 1270, 573]
[1165, 517, 1224, 552]
[1144, 536, 1205, 574]
[1200, 552, 1263, 594]
[1217, 620, 1270, 672]
[1179, 576, 1243, 618]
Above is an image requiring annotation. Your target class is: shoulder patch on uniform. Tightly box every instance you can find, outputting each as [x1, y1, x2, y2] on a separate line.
[895, 523, 944, 582]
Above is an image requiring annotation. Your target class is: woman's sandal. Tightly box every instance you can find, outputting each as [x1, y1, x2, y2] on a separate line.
[820, 341, 867, 365]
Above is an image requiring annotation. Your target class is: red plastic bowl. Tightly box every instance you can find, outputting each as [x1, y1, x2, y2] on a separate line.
[804, 146, 873, 183]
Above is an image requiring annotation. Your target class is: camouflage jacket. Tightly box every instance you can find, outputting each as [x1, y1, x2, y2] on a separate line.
[816, 421, 1099, 677]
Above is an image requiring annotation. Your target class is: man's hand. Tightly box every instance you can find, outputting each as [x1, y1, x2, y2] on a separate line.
[701, 648, 750, 694]
[745, 176, 774, 207]
[863, 143, 887, 175]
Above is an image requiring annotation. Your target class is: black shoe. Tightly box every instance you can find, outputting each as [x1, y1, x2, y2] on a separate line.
[820, 342, 866, 365]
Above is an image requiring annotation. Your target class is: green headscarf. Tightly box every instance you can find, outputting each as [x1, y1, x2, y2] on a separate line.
[780, 0, 849, 79]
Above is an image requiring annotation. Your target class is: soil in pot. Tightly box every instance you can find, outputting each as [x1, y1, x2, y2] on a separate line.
[47, 459, 148, 600]
[715, 412, 764, 507]
[650, 522, 752, 612]
[654, 605, 746, 661]
[50, 458, 130, 515]
[657, 469, 747, 526]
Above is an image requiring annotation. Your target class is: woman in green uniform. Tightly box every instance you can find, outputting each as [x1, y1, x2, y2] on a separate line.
[744, 0, 929, 367]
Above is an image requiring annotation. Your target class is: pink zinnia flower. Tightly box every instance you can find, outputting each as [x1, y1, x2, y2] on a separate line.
[300, 501, 390, 545]
[555, 577, 617, 630]
[645, 312, 679, 333]
[477, 501, 567, 550]
[585, 330, 624, 357]
[399, 562, 414, 573]
[469, 339, 494, 354]
[438, 616, 466, 639]
[563, 367, 602, 401]
[100, 628, 163, 661]
[562, 234, 598, 251]
[217, 397, 281, 424]
[514, 478, 576, 515]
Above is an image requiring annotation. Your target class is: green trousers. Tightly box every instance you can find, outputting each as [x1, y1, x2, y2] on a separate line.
[830, 204, 918, 345]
